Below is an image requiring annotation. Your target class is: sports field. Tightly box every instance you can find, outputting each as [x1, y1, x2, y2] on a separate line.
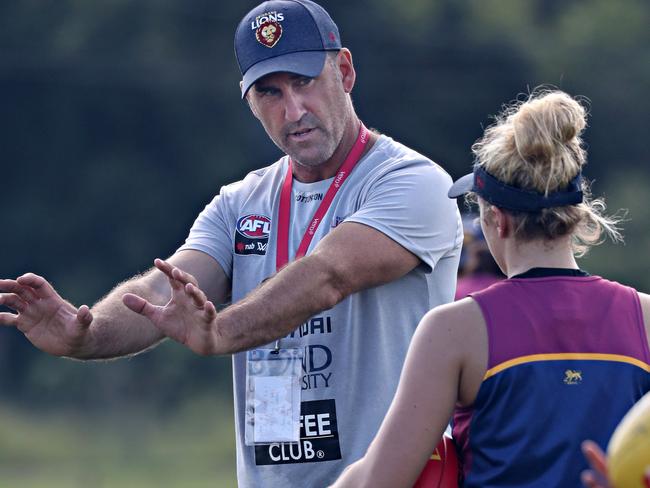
[0, 396, 237, 487]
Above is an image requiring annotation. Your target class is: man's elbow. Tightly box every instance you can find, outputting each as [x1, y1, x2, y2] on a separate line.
[306, 254, 354, 310]
[319, 284, 346, 311]
[321, 267, 355, 310]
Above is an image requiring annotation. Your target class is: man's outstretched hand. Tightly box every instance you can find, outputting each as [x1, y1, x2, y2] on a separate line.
[123, 258, 221, 356]
[0, 273, 93, 357]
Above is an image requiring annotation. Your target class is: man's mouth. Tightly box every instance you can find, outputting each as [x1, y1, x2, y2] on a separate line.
[288, 127, 316, 140]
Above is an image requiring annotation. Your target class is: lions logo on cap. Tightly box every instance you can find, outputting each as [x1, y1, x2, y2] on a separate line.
[253, 12, 284, 48]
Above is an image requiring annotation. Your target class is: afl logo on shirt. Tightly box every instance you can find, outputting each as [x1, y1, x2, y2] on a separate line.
[235, 214, 271, 256]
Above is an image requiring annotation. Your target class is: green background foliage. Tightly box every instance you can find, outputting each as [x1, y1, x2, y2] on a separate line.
[1, 0, 648, 485]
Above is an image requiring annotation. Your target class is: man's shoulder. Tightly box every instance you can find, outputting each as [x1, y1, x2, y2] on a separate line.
[365, 134, 452, 184]
[374, 134, 428, 159]
[220, 157, 285, 196]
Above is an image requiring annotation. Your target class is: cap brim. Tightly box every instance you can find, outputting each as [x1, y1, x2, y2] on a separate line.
[240, 51, 328, 98]
[448, 173, 475, 198]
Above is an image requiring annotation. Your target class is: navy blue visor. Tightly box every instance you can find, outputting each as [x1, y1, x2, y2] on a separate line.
[448, 166, 583, 212]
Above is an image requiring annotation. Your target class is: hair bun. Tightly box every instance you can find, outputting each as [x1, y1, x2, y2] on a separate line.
[512, 92, 586, 162]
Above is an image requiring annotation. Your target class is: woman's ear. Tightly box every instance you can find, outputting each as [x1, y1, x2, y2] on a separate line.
[491, 206, 511, 238]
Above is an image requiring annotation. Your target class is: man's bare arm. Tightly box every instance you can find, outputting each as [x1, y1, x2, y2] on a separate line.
[86, 250, 230, 358]
[126, 222, 420, 355]
[0, 249, 230, 359]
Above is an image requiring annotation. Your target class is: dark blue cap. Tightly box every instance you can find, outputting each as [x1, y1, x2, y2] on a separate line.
[448, 166, 584, 212]
[235, 0, 342, 98]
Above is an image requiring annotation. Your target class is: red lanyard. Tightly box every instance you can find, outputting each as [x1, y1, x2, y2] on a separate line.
[276, 123, 369, 271]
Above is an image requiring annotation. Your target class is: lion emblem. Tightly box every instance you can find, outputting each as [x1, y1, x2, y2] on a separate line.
[256, 20, 282, 48]
[563, 369, 583, 385]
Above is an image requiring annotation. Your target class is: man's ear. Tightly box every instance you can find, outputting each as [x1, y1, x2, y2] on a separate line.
[336, 49, 356, 93]
[242, 84, 261, 120]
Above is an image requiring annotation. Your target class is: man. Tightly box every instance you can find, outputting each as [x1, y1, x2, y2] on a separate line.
[0, 0, 462, 485]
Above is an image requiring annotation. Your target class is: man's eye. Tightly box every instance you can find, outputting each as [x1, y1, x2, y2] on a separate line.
[256, 86, 279, 97]
[296, 77, 313, 86]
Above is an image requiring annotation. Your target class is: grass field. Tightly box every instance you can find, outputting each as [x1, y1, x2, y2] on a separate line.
[0, 396, 237, 487]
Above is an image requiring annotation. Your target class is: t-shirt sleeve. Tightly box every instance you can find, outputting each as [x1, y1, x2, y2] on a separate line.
[344, 161, 461, 272]
[177, 189, 234, 279]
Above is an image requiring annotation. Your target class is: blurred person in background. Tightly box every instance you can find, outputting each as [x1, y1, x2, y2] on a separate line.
[0, 0, 462, 486]
[454, 213, 503, 300]
[331, 90, 650, 488]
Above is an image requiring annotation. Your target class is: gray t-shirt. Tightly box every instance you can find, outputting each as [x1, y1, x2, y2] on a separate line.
[179, 135, 463, 487]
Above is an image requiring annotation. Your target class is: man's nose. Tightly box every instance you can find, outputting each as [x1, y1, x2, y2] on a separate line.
[283, 89, 307, 123]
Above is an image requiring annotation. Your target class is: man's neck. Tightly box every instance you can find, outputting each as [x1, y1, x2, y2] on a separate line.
[291, 118, 378, 183]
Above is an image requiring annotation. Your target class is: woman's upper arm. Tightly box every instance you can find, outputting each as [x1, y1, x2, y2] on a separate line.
[351, 300, 484, 487]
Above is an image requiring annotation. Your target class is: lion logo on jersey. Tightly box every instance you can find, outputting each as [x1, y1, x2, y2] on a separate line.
[563, 369, 582, 385]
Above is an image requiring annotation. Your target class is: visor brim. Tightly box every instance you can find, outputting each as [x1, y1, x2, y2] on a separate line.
[240, 51, 328, 98]
[447, 173, 475, 198]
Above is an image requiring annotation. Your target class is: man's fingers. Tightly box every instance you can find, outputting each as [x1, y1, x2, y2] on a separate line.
[186, 283, 207, 308]
[184, 284, 218, 325]
[204, 300, 217, 322]
[76, 305, 93, 327]
[172, 266, 198, 286]
[153, 258, 183, 290]
[155, 258, 194, 284]
[154, 258, 174, 277]
[123, 292, 186, 344]
[0, 312, 18, 327]
[122, 293, 159, 321]
[0, 279, 21, 291]
[0, 279, 38, 302]
[16, 274, 59, 300]
[154, 259, 200, 291]
[154, 259, 184, 291]
[0, 293, 27, 313]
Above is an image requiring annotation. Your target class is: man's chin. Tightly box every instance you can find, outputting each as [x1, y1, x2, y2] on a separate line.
[290, 155, 327, 168]
[285, 147, 333, 168]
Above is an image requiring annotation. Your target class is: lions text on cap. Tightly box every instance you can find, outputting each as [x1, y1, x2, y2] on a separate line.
[253, 11, 284, 48]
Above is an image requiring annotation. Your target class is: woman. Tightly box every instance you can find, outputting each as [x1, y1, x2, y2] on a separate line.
[331, 90, 650, 487]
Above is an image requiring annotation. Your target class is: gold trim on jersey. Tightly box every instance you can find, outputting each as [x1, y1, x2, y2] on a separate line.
[484, 352, 650, 380]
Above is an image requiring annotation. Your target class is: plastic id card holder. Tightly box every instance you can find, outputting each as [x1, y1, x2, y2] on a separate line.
[245, 348, 303, 446]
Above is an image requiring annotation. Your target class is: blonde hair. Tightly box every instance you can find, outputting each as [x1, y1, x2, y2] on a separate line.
[472, 89, 622, 256]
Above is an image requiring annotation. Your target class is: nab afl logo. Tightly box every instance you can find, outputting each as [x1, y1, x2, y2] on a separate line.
[235, 214, 271, 256]
[253, 12, 284, 48]
[237, 214, 271, 238]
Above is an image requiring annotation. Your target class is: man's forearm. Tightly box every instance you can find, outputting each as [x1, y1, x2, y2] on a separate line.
[212, 253, 344, 355]
[75, 271, 169, 360]
[207, 221, 419, 356]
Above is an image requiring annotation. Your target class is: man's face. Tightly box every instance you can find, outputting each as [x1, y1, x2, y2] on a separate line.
[246, 53, 351, 167]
